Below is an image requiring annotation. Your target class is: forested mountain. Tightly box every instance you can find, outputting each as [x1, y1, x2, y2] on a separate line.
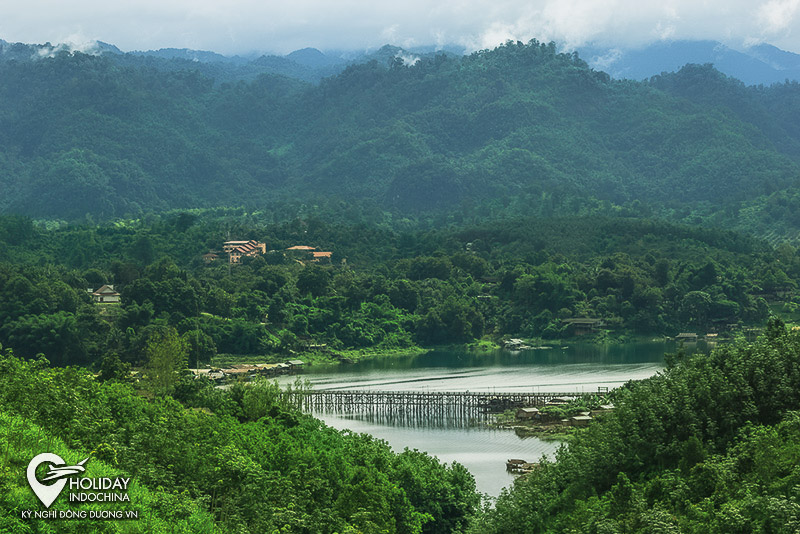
[3, 36, 800, 534]
[2, 39, 800, 241]
[1, 211, 794, 367]
[578, 40, 800, 86]
[472, 321, 800, 533]
[0, 39, 449, 84]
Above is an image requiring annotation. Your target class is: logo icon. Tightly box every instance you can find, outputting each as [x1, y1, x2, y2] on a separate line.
[27, 453, 88, 508]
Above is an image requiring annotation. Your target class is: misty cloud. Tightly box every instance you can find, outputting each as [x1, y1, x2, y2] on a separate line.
[1, 0, 799, 55]
[757, 0, 800, 34]
[34, 35, 108, 58]
[590, 48, 624, 71]
[396, 53, 420, 66]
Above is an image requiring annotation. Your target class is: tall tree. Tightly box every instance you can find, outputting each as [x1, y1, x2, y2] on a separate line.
[142, 327, 187, 396]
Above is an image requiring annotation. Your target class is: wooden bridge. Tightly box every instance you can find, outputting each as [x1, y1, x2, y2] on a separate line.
[285, 389, 597, 427]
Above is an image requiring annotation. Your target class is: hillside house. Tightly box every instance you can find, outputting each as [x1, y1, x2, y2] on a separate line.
[224, 240, 267, 264]
[286, 246, 334, 264]
[92, 284, 120, 303]
[223, 240, 253, 252]
[311, 251, 333, 262]
[562, 317, 604, 335]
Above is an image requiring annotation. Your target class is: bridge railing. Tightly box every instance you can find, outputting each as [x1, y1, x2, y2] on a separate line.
[281, 389, 598, 428]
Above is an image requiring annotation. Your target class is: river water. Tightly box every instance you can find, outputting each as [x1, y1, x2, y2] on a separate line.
[279, 342, 679, 496]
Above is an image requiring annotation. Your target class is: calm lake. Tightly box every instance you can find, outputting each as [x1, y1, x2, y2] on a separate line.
[279, 342, 684, 496]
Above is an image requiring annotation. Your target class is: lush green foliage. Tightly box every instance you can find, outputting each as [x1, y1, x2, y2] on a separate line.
[2, 41, 800, 239]
[4, 38, 800, 533]
[472, 320, 800, 533]
[0, 212, 794, 367]
[0, 408, 220, 533]
[0, 345, 480, 533]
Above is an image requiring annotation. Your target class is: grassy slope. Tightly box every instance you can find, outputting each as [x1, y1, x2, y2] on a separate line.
[0, 410, 219, 533]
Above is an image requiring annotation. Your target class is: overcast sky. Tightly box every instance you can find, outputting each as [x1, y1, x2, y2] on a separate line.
[2, 0, 799, 55]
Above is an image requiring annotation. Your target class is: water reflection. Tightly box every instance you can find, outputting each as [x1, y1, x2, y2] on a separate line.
[283, 343, 676, 496]
[289, 343, 673, 394]
[321, 412, 564, 496]
[314, 409, 487, 428]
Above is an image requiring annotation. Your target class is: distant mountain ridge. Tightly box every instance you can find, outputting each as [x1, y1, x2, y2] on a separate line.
[1, 38, 800, 240]
[128, 47, 251, 65]
[286, 47, 347, 68]
[578, 40, 800, 85]
[3, 36, 798, 86]
[0, 38, 462, 84]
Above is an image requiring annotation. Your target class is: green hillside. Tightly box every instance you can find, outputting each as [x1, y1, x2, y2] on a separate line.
[1, 212, 796, 367]
[472, 321, 800, 533]
[2, 38, 800, 533]
[1, 40, 800, 238]
[0, 344, 479, 533]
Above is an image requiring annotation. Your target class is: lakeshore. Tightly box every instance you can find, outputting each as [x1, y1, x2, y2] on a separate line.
[274, 343, 667, 495]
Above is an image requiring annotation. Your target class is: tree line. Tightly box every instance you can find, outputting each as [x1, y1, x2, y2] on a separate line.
[0, 213, 795, 369]
[471, 319, 800, 533]
[0, 343, 479, 533]
[2, 41, 800, 240]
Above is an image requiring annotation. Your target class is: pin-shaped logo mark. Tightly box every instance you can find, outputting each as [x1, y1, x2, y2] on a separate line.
[26, 453, 88, 508]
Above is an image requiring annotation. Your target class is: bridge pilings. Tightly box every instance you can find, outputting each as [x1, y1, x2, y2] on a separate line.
[285, 390, 593, 427]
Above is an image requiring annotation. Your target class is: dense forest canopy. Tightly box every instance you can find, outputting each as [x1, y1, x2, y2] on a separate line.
[1, 40, 800, 241]
[3, 36, 800, 534]
[0, 344, 480, 533]
[471, 320, 800, 533]
[0, 212, 795, 369]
